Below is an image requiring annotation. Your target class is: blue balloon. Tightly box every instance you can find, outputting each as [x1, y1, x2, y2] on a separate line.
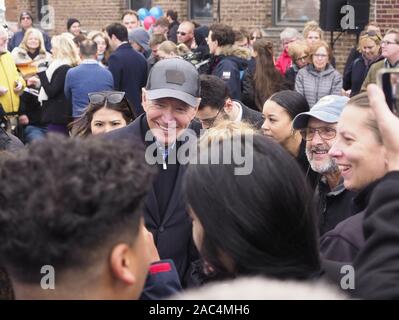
[137, 8, 150, 21]
[149, 6, 164, 20]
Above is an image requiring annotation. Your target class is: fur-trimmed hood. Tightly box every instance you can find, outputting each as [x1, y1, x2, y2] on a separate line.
[218, 44, 251, 60]
[173, 276, 347, 300]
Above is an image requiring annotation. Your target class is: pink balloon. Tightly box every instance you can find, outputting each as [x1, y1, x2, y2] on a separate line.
[143, 16, 156, 30]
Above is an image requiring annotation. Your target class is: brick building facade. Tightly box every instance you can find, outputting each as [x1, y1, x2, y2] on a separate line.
[4, 0, 399, 73]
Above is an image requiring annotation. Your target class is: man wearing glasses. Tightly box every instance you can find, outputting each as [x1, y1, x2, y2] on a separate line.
[106, 58, 201, 287]
[293, 95, 355, 236]
[196, 74, 263, 130]
[362, 28, 399, 90]
[177, 21, 195, 49]
[8, 11, 51, 52]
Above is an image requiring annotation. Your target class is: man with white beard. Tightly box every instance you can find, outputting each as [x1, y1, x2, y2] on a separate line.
[293, 95, 356, 236]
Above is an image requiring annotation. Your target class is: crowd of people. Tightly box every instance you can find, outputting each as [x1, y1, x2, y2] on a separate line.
[1, 8, 399, 300]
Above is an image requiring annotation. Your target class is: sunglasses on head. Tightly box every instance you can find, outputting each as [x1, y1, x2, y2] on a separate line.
[88, 91, 135, 120]
[361, 30, 382, 40]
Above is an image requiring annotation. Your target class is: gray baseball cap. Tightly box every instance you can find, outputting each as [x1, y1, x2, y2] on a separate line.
[293, 95, 349, 129]
[146, 58, 200, 107]
[128, 28, 150, 52]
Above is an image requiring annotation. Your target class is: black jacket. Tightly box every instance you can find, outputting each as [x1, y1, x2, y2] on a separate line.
[38, 65, 72, 125]
[352, 171, 399, 299]
[105, 114, 200, 287]
[108, 43, 148, 116]
[343, 55, 384, 97]
[320, 180, 380, 263]
[168, 21, 179, 44]
[236, 100, 264, 130]
[316, 178, 356, 236]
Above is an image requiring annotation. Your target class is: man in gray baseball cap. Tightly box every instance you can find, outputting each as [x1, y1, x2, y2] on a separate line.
[105, 57, 201, 287]
[293, 95, 356, 236]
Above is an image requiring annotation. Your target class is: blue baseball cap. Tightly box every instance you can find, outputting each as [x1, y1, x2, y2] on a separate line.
[292, 95, 349, 129]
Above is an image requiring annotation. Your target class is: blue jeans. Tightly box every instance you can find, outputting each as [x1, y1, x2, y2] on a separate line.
[24, 125, 48, 143]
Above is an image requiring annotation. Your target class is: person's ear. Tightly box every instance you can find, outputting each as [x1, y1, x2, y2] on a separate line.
[142, 88, 149, 113]
[223, 98, 233, 114]
[110, 243, 136, 285]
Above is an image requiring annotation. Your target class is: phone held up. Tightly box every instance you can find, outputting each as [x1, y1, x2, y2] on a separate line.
[377, 68, 399, 115]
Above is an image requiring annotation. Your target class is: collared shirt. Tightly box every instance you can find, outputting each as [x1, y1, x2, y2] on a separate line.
[81, 59, 98, 65]
[232, 100, 243, 122]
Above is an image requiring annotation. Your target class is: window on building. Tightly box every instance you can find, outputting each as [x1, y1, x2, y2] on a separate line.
[129, 0, 152, 11]
[37, 0, 49, 21]
[274, 0, 319, 26]
[189, 0, 213, 21]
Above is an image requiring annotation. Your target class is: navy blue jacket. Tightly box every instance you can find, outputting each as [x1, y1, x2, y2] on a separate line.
[105, 114, 200, 287]
[107, 43, 148, 116]
[211, 55, 248, 101]
[141, 259, 182, 300]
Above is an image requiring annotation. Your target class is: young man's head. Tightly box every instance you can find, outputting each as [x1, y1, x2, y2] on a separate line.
[329, 92, 388, 191]
[20, 11, 33, 30]
[166, 9, 178, 24]
[153, 17, 170, 37]
[0, 135, 156, 299]
[177, 21, 195, 47]
[149, 33, 167, 60]
[293, 95, 349, 175]
[142, 58, 201, 146]
[197, 74, 235, 129]
[122, 10, 140, 30]
[106, 23, 129, 50]
[208, 23, 235, 55]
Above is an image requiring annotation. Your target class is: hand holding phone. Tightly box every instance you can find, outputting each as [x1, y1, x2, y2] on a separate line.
[377, 68, 399, 115]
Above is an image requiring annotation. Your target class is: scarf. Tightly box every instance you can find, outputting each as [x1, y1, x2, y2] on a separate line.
[38, 59, 70, 105]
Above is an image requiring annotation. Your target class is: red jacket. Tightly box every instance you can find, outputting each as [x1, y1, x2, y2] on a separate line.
[275, 49, 292, 76]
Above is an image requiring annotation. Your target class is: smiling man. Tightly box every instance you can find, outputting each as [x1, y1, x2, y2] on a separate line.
[106, 58, 201, 287]
[293, 95, 356, 236]
[317, 92, 388, 263]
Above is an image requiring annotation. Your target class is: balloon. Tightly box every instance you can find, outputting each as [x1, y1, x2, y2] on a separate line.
[143, 16, 156, 30]
[149, 6, 164, 20]
[137, 8, 150, 21]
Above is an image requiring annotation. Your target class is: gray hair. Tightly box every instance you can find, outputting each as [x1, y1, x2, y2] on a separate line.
[280, 27, 302, 41]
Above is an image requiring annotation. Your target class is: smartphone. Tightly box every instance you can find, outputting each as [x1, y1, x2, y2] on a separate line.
[377, 68, 399, 114]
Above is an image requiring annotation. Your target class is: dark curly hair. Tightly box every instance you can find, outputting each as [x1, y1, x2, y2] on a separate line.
[0, 135, 156, 283]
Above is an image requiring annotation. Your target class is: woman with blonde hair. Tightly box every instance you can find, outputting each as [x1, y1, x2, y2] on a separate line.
[285, 40, 310, 88]
[343, 31, 383, 97]
[32, 34, 80, 135]
[11, 28, 52, 142]
[11, 28, 52, 79]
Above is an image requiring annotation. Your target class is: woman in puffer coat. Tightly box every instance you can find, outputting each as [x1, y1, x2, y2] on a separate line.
[295, 41, 342, 108]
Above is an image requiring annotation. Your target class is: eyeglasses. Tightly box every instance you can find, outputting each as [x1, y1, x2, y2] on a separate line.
[88, 91, 135, 120]
[299, 127, 337, 141]
[195, 105, 224, 129]
[381, 40, 399, 46]
[296, 55, 308, 62]
[177, 31, 187, 36]
[313, 53, 328, 58]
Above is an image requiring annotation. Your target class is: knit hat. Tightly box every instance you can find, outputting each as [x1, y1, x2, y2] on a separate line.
[128, 28, 150, 52]
[67, 18, 80, 31]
